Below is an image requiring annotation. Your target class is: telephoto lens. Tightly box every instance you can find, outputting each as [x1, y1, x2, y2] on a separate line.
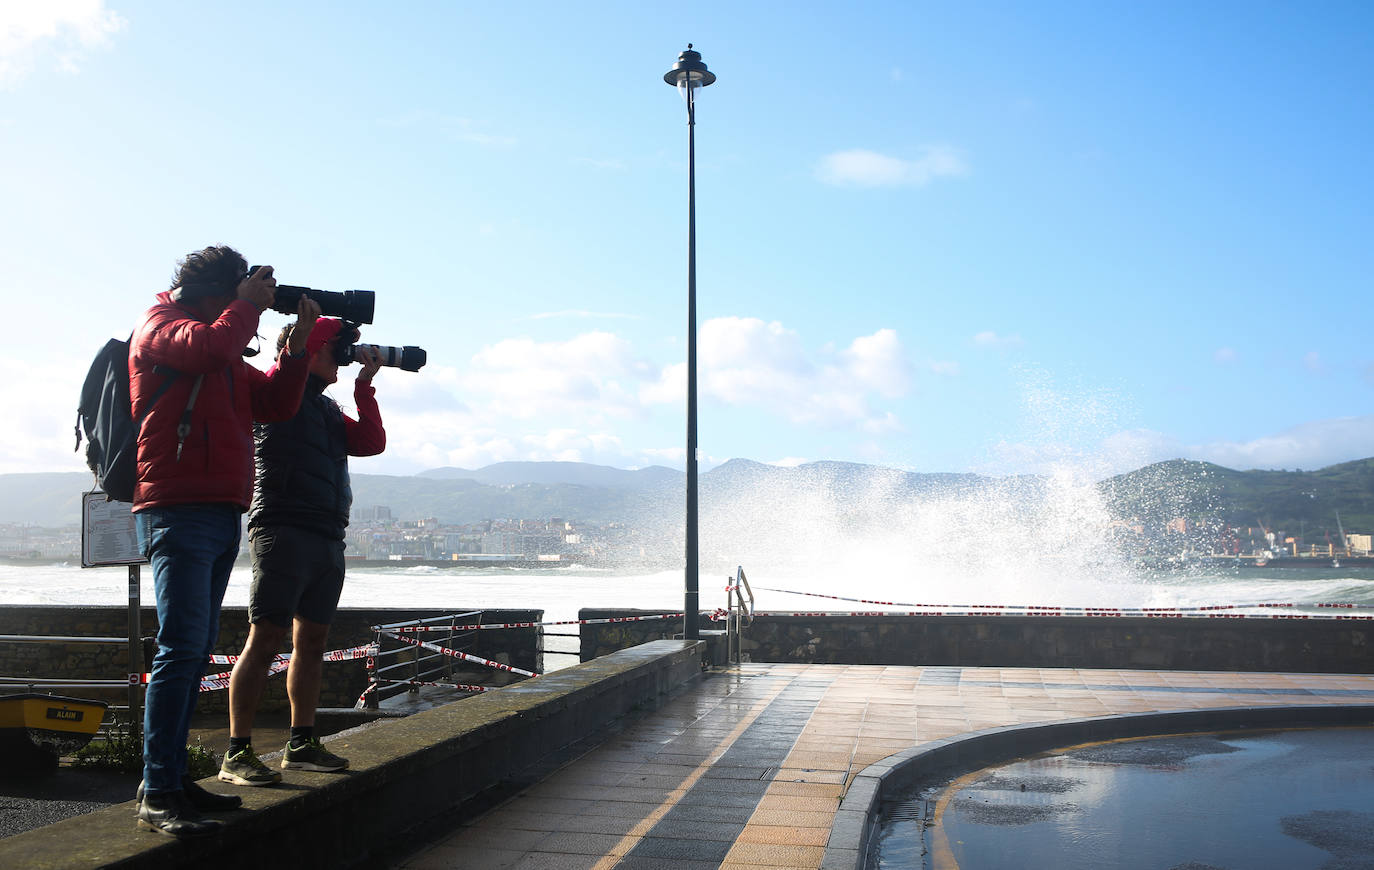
[345, 343, 427, 372]
[272, 285, 375, 324]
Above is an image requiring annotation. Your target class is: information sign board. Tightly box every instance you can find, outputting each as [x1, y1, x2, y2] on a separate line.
[81, 491, 145, 568]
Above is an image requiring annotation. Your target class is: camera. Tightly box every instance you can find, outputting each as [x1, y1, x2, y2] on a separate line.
[334, 342, 427, 372]
[249, 266, 376, 324]
[272, 284, 375, 325]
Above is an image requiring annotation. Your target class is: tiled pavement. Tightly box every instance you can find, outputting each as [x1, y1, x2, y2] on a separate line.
[394, 664, 1374, 869]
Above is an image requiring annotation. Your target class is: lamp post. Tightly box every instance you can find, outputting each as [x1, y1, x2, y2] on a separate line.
[664, 45, 715, 640]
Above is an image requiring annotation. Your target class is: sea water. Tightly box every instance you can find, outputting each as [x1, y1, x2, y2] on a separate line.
[3, 560, 1372, 618]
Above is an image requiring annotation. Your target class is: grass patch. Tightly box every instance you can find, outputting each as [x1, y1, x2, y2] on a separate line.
[73, 722, 220, 779]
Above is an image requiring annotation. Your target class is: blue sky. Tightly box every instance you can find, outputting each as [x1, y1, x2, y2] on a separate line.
[2, 1, 1371, 479]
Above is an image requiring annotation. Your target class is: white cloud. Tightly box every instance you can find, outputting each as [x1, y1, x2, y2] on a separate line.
[1303, 351, 1324, 373]
[670, 317, 913, 432]
[1190, 416, 1374, 471]
[639, 361, 685, 406]
[1214, 347, 1237, 365]
[463, 331, 647, 420]
[0, 355, 92, 474]
[817, 146, 967, 188]
[929, 360, 961, 376]
[768, 456, 810, 467]
[0, 0, 126, 89]
[987, 417, 1374, 479]
[843, 328, 909, 398]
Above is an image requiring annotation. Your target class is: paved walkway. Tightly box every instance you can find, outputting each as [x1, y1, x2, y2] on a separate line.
[394, 664, 1374, 869]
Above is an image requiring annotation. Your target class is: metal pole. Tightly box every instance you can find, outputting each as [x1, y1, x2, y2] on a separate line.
[127, 564, 142, 739]
[684, 81, 700, 641]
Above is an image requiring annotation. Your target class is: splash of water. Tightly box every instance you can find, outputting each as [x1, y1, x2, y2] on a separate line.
[699, 461, 1151, 607]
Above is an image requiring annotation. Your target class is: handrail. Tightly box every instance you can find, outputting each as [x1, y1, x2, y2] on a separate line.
[0, 633, 134, 734]
[734, 566, 755, 625]
[0, 635, 129, 644]
[726, 565, 755, 664]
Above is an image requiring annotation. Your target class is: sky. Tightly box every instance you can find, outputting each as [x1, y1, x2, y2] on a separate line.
[1, 1, 1371, 480]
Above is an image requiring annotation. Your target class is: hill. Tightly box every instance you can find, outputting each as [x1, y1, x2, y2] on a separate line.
[6, 459, 1374, 538]
[417, 461, 680, 491]
[1097, 458, 1374, 535]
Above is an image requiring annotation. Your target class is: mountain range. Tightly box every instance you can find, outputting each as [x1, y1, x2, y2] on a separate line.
[4, 458, 1374, 536]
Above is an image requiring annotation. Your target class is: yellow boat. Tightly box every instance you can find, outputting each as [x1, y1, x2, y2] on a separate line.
[0, 693, 108, 758]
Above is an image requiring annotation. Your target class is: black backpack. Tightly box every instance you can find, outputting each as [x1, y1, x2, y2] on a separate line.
[74, 337, 192, 502]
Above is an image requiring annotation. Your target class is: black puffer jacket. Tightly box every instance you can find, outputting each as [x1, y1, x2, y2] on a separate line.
[248, 375, 351, 539]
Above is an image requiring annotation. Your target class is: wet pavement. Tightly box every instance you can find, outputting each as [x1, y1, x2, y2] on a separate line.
[875, 727, 1374, 870]
[392, 665, 1374, 870]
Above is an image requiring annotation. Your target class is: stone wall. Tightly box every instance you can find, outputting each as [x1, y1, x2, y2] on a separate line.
[0, 606, 542, 716]
[579, 609, 1373, 673]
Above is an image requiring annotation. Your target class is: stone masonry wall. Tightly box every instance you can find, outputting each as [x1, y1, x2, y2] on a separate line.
[580, 609, 1372, 673]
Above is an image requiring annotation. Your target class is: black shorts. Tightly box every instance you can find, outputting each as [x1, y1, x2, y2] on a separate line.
[248, 526, 346, 628]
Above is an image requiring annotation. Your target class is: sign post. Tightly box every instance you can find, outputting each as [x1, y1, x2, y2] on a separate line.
[81, 491, 145, 739]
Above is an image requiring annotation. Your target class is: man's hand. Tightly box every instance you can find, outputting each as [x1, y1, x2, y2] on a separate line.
[237, 265, 277, 312]
[286, 298, 323, 356]
[355, 345, 383, 382]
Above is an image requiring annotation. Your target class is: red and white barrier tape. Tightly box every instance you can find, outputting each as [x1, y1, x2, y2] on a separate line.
[750, 586, 1374, 617]
[132, 643, 381, 692]
[381, 631, 541, 678]
[748, 609, 1374, 621]
[378, 613, 688, 633]
[205, 643, 378, 666]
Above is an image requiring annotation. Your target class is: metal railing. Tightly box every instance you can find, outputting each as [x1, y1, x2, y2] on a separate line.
[0, 633, 138, 735]
[726, 565, 754, 664]
[362, 611, 482, 708]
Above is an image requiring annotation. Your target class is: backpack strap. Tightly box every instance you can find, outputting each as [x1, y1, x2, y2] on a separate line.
[175, 374, 205, 462]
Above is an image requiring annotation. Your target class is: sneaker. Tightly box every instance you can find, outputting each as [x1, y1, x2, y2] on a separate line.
[218, 745, 282, 786]
[281, 737, 348, 772]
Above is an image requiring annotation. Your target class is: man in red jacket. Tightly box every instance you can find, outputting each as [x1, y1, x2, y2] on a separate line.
[129, 245, 320, 837]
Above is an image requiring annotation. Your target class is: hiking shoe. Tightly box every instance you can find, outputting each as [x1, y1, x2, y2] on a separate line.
[218, 745, 282, 786]
[281, 738, 348, 772]
[137, 776, 242, 811]
[137, 791, 222, 838]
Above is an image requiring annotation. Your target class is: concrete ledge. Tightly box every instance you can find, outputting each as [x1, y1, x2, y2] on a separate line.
[0, 639, 706, 870]
[822, 703, 1374, 870]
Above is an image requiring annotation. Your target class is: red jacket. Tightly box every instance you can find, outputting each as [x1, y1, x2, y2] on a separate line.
[129, 292, 310, 511]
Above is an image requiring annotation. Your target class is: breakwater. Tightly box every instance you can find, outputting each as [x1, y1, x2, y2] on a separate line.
[578, 608, 1373, 673]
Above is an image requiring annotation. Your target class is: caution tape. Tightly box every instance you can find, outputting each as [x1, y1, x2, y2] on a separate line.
[747, 609, 1374, 621]
[750, 586, 1374, 618]
[133, 643, 381, 692]
[381, 631, 541, 678]
[205, 643, 378, 666]
[377, 613, 688, 632]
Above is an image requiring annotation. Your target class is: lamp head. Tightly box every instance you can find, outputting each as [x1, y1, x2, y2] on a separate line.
[663, 44, 716, 91]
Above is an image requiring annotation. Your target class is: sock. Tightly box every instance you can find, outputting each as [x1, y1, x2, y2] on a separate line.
[289, 726, 314, 747]
[227, 736, 250, 756]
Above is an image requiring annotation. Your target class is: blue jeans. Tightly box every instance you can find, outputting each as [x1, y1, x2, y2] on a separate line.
[136, 503, 241, 795]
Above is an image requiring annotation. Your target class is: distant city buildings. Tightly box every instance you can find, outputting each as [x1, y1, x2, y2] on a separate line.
[4, 508, 1372, 566]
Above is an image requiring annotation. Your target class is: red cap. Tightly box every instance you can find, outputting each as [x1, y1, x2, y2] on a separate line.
[306, 317, 346, 357]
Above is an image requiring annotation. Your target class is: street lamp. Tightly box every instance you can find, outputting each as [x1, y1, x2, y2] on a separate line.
[664, 45, 715, 641]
